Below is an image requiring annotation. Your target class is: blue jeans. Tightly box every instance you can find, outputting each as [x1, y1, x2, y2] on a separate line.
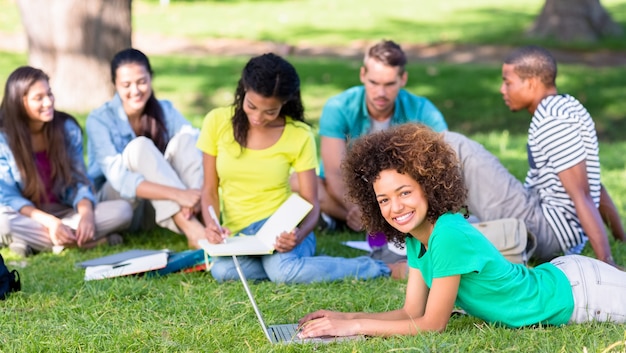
[551, 255, 626, 323]
[210, 218, 391, 284]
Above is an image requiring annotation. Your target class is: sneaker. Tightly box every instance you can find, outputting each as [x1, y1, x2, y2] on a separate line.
[106, 233, 124, 246]
[317, 212, 337, 231]
[370, 246, 408, 264]
[9, 242, 34, 258]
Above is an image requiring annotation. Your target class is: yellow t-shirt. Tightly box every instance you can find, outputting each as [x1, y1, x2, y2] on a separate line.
[196, 106, 317, 233]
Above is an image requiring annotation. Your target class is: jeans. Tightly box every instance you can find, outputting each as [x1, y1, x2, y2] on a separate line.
[551, 255, 626, 323]
[211, 218, 391, 284]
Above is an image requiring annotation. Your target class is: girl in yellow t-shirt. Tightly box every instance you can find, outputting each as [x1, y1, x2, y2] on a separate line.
[197, 53, 391, 283]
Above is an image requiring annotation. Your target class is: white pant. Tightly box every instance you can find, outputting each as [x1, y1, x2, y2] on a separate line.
[97, 132, 203, 234]
[0, 200, 132, 253]
[551, 255, 626, 323]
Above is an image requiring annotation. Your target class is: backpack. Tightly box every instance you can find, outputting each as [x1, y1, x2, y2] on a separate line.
[0, 253, 21, 300]
[472, 218, 537, 266]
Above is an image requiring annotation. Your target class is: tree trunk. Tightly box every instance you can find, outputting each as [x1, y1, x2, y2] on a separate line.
[528, 0, 623, 43]
[17, 0, 132, 112]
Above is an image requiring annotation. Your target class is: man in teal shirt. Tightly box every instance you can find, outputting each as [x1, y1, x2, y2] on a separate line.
[316, 40, 447, 233]
[288, 40, 447, 265]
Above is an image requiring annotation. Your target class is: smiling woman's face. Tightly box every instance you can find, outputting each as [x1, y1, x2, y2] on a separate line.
[114, 62, 153, 117]
[373, 169, 430, 237]
[23, 79, 54, 127]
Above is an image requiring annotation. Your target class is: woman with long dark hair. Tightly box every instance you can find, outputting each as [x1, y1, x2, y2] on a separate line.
[86, 48, 207, 248]
[0, 66, 131, 257]
[198, 53, 394, 283]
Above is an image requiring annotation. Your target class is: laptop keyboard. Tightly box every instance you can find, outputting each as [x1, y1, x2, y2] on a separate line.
[270, 324, 300, 342]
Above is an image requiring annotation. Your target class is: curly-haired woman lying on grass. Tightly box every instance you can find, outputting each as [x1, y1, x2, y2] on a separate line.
[298, 123, 626, 337]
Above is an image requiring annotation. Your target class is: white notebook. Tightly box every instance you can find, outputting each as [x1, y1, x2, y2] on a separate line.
[198, 194, 313, 256]
[80, 250, 169, 281]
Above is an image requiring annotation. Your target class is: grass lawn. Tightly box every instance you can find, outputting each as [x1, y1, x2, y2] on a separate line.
[1, 0, 626, 351]
[2, 215, 626, 352]
[2, 0, 626, 50]
[131, 0, 626, 50]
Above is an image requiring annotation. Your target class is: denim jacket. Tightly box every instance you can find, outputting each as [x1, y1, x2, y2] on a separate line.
[0, 119, 96, 212]
[86, 94, 197, 199]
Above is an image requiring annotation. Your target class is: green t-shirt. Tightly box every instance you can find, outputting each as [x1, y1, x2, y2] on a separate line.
[196, 106, 317, 233]
[406, 213, 573, 328]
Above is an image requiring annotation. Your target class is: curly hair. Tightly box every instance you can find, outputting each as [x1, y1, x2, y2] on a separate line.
[231, 53, 305, 147]
[342, 123, 467, 247]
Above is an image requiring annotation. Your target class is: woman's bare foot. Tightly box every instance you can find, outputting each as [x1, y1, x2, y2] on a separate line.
[173, 213, 207, 249]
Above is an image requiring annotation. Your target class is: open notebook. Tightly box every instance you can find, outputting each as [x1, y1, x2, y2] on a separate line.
[198, 194, 313, 257]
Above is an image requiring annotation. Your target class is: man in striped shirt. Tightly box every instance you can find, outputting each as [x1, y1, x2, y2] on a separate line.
[496, 45, 619, 266]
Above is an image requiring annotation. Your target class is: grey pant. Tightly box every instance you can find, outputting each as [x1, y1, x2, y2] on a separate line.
[97, 132, 203, 234]
[442, 131, 561, 262]
[0, 200, 132, 253]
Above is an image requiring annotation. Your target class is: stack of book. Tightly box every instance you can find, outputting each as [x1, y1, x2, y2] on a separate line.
[78, 249, 208, 281]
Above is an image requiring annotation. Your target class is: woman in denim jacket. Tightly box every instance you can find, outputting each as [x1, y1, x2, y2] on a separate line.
[0, 66, 132, 257]
[86, 48, 207, 248]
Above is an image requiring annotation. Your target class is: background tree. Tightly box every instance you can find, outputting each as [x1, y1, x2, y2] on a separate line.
[17, 0, 132, 112]
[528, 0, 623, 43]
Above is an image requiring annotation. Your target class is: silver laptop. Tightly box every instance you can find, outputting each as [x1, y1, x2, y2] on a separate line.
[231, 255, 362, 344]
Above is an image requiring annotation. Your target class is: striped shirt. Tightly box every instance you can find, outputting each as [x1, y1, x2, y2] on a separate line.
[525, 94, 601, 253]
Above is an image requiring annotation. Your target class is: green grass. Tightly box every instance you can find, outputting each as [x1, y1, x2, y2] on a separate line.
[131, 0, 626, 50]
[0, 0, 21, 33]
[132, 0, 543, 45]
[2, 221, 626, 352]
[2, 0, 626, 50]
[0, 50, 26, 93]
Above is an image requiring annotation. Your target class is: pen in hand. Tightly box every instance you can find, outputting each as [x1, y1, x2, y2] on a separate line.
[208, 206, 227, 244]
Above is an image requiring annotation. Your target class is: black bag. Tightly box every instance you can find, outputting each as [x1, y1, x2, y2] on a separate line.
[0, 253, 21, 300]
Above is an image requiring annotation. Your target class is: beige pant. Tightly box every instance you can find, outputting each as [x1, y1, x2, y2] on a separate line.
[0, 200, 132, 253]
[97, 132, 203, 234]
